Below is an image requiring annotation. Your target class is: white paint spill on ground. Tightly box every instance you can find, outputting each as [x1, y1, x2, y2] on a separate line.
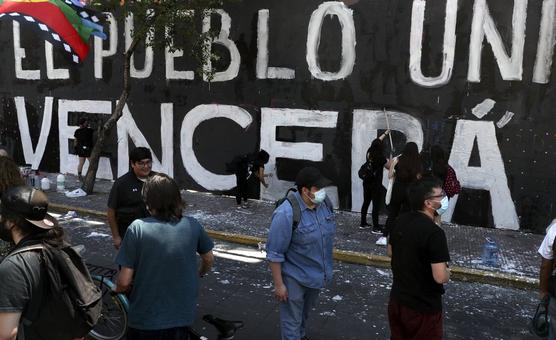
[320, 311, 336, 316]
[332, 295, 343, 301]
[376, 269, 390, 277]
[496, 111, 515, 128]
[219, 280, 230, 285]
[86, 231, 110, 238]
[471, 98, 496, 119]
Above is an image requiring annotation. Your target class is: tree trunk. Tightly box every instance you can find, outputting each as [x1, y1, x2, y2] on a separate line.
[82, 36, 141, 194]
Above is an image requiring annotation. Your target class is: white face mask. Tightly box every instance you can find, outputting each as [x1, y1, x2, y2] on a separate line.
[310, 189, 327, 205]
[435, 196, 449, 215]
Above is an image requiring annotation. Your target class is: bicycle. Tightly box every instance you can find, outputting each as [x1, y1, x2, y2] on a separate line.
[85, 262, 244, 340]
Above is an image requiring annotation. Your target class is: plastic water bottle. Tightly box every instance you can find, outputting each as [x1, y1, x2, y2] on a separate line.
[40, 177, 51, 191]
[56, 174, 65, 192]
[481, 237, 499, 267]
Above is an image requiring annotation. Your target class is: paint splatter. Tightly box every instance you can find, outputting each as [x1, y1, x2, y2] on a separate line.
[471, 99, 496, 119]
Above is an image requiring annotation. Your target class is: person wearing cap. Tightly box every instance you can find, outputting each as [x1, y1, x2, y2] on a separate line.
[537, 218, 556, 338]
[107, 147, 154, 250]
[0, 186, 64, 339]
[266, 167, 336, 340]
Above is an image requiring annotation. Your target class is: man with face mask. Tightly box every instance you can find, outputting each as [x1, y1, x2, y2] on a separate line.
[387, 177, 451, 340]
[266, 167, 336, 340]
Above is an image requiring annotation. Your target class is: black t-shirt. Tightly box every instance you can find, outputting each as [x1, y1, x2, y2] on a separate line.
[389, 211, 451, 313]
[74, 127, 94, 148]
[107, 171, 151, 236]
[0, 249, 46, 339]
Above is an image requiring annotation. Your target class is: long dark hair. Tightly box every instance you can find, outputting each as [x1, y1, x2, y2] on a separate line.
[142, 173, 184, 222]
[367, 138, 384, 163]
[396, 142, 423, 182]
[0, 157, 24, 196]
[430, 145, 448, 181]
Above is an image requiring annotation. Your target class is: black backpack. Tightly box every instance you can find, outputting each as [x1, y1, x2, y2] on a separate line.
[6, 243, 102, 340]
[274, 188, 333, 230]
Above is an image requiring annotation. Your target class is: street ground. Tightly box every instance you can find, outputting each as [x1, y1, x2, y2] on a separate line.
[56, 214, 540, 340]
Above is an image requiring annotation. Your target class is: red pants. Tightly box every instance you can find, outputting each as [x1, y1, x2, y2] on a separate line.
[388, 298, 443, 340]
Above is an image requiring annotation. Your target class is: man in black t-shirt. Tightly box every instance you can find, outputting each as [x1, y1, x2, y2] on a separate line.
[387, 177, 451, 340]
[74, 117, 94, 182]
[107, 147, 153, 249]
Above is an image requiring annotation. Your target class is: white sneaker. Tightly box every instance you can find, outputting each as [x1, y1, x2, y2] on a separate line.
[375, 236, 387, 246]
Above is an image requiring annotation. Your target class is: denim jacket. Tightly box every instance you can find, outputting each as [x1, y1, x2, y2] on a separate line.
[266, 191, 336, 289]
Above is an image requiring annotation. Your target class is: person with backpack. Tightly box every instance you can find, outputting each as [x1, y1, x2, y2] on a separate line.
[0, 186, 101, 340]
[114, 173, 214, 339]
[359, 130, 389, 233]
[537, 218, 556, 338]
[228, 149, 270, 209]
[266, 167, 336, 340]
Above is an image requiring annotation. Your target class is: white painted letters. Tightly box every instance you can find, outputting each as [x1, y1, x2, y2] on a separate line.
[306, 2, 356, 81]
[125, 12, 154, 79]
[468, 0, 528, 82]
[351, 110, 424, 212]
[448, 120, 519, 230]
[202, 9, 241, 82]
[13, 22, 40, 80]
[15, 97, 53, 169]
[58, 100, 114, 179]
[45, 42, 70, 79]
[533, 0, 556, 84]
[260, 108, 339, 207]
[409, 0, 457, 87]
[117, 103, 174, 177]
[256, 9, 295, 79]
[94, 13, 118, 80]
[180, 104, 253, 190]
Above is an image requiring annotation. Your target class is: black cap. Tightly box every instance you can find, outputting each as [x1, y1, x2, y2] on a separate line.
[1, 186, 55, 229]
[295, 167, 332, 189]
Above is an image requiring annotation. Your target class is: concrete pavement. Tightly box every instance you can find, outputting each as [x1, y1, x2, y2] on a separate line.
[44, 173, 543, 290]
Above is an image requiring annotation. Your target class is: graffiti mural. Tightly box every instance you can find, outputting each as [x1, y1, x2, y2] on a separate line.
[0, 0, 554, 231]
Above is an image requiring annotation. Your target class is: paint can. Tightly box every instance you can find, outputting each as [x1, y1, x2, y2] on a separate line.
[56, 174, 65, 192]
[41, 177, 51, 191]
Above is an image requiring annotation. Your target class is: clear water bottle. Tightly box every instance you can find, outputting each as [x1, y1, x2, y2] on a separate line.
[56, 174, 65, 192]
[481, 237, 499, 267]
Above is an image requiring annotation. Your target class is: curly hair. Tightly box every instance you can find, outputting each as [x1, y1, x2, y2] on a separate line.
[0, 157, 24, 196]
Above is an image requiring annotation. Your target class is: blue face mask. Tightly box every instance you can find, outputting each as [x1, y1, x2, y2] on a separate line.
[436, 196, 449, 215]
[310, 189, 327, 205]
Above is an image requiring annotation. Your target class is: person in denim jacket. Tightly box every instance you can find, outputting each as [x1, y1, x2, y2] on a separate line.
[266, 167, 336, 340]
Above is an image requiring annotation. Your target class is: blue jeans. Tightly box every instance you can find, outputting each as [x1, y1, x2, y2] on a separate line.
[280, 275, 320, 340]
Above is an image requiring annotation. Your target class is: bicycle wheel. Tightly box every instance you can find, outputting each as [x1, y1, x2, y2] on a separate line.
[88, 276, 129, 340]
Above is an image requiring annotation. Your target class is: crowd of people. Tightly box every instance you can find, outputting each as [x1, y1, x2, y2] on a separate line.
[0, 133, 550, 340]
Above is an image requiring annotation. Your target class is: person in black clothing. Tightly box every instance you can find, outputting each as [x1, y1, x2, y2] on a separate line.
[107, 147, 154, 249]
[231, 149, 270, 209]
[0, 186, 66, 339]
[387, 177, 450, 340]
[360, 130, 389, 233]
[377, 142, 423, 246]
[74, 118, 94, 182]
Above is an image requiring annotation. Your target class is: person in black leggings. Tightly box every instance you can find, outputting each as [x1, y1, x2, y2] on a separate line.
[377, 142, 423, 246]
[360, 130, 389, 233]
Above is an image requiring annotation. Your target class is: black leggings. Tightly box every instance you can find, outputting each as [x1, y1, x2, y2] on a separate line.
[235, 172, 248, 205]
[384, 181, 410, 237]
[360, 184, 382, 226]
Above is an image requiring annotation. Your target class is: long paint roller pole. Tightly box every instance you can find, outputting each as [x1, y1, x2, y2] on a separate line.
[384, 108, 394, 156]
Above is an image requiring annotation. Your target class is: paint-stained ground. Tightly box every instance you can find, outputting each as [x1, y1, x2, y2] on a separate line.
[48, 215, 539, 340]
[47, 173, 543, 279]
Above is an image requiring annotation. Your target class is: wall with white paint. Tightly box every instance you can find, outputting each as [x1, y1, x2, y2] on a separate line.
[0, 0, 554, 232]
